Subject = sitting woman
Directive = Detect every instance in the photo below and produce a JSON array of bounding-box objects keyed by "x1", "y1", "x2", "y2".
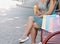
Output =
[{"x1": 19, "y1": 0, "x2": 58, "y2": 44}]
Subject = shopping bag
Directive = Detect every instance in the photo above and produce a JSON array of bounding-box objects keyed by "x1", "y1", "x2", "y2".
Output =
[{"x1": 42, "y1": 15, "x2": 60, "y2": 33}]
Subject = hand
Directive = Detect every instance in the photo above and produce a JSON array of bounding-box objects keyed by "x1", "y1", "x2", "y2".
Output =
[
  {"x1": 36, "y1": 11, "x2": 42, "y2": 16},
  {"x1": 38, "y1": 15, "x2": 43, "y2": 18}
]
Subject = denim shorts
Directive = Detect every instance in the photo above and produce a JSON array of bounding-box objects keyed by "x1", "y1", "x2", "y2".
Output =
[{"x1": 33, "y1": 16, "x2": 43, "y2": 28}]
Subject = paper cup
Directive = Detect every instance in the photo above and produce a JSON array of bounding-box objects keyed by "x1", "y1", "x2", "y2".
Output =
[{"x1": 34, "y1": 5, "x2": 37, "y2": 15}]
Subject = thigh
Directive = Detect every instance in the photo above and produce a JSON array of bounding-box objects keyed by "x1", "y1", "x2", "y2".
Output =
[
  {"x1": 33, "y1": 23, "x2": 40, "y2": 29},
  {"x1": 33, "y1": 16, "x2": 43, "y2": 28}
]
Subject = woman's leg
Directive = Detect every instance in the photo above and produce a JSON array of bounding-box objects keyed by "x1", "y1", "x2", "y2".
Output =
[
  {"x1": 30, "y1": 23, "x2": 39, "y2": 44},
  {"x1": 21, "y1": 16, "x2": 35, "y2": 39},
  {"x1": 20, "y1": 16, "x2": 40, "y2": 44}
]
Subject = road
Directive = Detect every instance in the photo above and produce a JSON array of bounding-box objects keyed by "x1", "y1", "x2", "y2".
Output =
[{"x1": 0, "y1": 1, "x2": 40, "y2": 44}]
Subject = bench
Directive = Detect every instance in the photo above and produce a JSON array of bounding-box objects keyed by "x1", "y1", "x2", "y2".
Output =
[{"x1": 41, "y1": 10, "x2": 60, "y2": 44}]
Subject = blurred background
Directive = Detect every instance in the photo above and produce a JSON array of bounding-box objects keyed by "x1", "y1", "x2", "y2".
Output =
[
  {"x1": 0, "y1": 0, "x2": 60, "y2": 44},
  {"x1": 0, "y1": 0, "x2": 41, "y2": 44}
]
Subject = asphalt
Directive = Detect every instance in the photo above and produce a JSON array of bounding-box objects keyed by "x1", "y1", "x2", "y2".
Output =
[{"x1": 0, "y1": 1, "x2": 41, "y2": 44}]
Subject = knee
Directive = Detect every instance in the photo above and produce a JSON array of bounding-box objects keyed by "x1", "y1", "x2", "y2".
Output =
[
  {"x1": 28, "y1": 16, "x2": 33, "y2": 20},
  {"x1": 33, "y1": 23, "x2": 38, "y2": 29}
]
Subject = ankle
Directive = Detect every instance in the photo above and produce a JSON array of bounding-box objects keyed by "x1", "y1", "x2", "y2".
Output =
[
  {"x1": 31, "y1": 42, "x2": 36, "y2": 44},
  {"x1": 31, "y1": 43, "x2": 36, "y2": 44}
]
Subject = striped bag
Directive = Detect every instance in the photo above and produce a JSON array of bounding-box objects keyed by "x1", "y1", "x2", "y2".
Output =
[{"x1": 42, "y1": 15, "x2": 60, "y2": 33}]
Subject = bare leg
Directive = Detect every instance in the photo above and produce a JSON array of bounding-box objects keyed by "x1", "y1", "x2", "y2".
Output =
[
  {"x1": 21, "y1": 16, "x2": 35, "y2": 39},
  {"x1": 30, "y1": 28, "x2": 38, "y2": 44},
  {"x1": 20, "y1": 16, "x2": 40, "y2": 44},
  {"x1": 30, "y1": 23, "x2": 39, "y2": 44}
]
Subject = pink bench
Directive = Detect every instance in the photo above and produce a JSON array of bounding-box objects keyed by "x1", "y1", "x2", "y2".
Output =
[{"x1": 41, "y1": 13, "x2": 60, "y2": 44}]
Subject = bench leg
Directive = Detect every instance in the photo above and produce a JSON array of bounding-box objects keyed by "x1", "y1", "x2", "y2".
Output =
[{"x1": 41, "y1": 29, "x2": 44, "y2": 42}]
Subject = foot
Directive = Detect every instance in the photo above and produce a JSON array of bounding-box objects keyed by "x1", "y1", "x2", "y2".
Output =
[
  {"x1": 38, "y1": 42, "x2": 42, "y2": 44},
  {"x1": 19, "y1": 36, "x2": 29, "y2": 43}
]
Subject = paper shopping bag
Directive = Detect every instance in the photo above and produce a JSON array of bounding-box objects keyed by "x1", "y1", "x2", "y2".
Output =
[{"x1": 42, "y1": 15, "x2": 60, "y2": 33}]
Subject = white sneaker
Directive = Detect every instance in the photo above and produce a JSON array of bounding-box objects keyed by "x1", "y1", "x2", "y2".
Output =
[
  {"x1": 38, "y1": 42, "x2": 42, "y2": 44},
  {"x1": 19, "y1": 36, "x2": 29, "y2": 43}
]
